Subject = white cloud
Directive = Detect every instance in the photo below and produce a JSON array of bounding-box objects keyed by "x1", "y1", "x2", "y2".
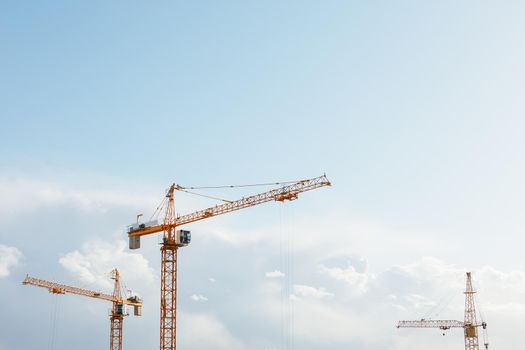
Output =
[
  {"x1": 191, "y1": 294, "x2": 209, "y2": 302},
  {"x1": 3, "y1": 173, "x2": 525, "y2": 350},
  {"x1": 59, "y1": 239, "x2": 155, "y2": 291},
  {"x1": 0, "y1": 245, "x2": 23, "y2": 278},
  {"x1": 319, "y1": 263, "x2": 371, "y2": 296},
  {"x1": 255, "y1": 256, "x2": 525, "y2": 349},
  {"x1": 201, "y1": 227, "x2": 268, "y2": 247},
  {"x1": 0, "y1": 177, "x2": 157, "y2": 218},
  {"x1": 293, "y1": 284, "x2": 334, "y2": 299},
  {"x1": 178, "y1": 312, "x2": 249, "y2": 350},
  {"x1": 197, "y1": 214, "x2": 444, "y2": 265},
  {"x1": 402, "y1": 293, "x2": 436, "y2": 310},
  {"x1": 265, "y1": 270, "x2": 285, "y2": 278},
  {"x1": 288, "y1": 296, "x2": 374, "y2": 344}
]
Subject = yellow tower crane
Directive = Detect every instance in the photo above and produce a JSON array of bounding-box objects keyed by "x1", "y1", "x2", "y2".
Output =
[
  {"x1": 127, "y1": 174, "x2": 331, "y2": 350},
  {"x1": 23, "y1": 268, "x2": 143, "y2": 350},
  {"x1": 397, "y1": 272, "x2": 489, "y2": 350}
]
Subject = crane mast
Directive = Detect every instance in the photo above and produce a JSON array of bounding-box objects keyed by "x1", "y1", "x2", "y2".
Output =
[
  {"x1": 464, "y1": 272, "x2": 481, "y2": 350},
  {"x1": 23, "y1": 269, "x2": 142, "y2": 350},
  {"x1": 397, "y1": 272, "x2": 488, "y2": 350},
  {"x1": 160, "y1": 187, "x2": 177, "y2": 350},
  {"x1": 127, "y1": 174, "x2": 331, "y2": 350}
]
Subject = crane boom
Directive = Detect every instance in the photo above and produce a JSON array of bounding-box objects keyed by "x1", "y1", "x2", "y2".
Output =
[
  {"x1": 22, "y1": 275, "x2": 142, "y2": 306},
  {"x1": 128, "y1": 175, "x2": 331, "y2": 238},
  {"x1": 397, "y1": 320, "x2": 466, "y2": 330}
]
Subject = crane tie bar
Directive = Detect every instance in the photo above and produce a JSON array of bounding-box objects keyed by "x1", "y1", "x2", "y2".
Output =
[{"x1": 176, "y1": 179, "x2": 304, "y2": 190}]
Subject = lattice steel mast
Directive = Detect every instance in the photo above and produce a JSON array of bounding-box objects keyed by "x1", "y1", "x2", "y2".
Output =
[{"x1": 464, "y1": 272, "x2": 481, "y2": 350}]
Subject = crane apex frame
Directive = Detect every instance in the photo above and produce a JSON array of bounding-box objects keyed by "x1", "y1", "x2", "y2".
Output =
[{"x1": 126, "y1": 174, "x2": 331, "y2": 350}]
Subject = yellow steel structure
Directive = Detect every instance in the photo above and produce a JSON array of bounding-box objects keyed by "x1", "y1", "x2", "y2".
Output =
[
  {"x1": 397, "y1": 272, "x2": 488, "y2": 350},
  {"x1": 127, "y1": 174, "x2": 331, "y2": 350},
  {"x1": 23, "y1": 269, "x2": 142, "y2": 350}
]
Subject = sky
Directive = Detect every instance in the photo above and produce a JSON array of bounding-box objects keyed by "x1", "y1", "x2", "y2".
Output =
[{"x1": 1, "y1": 1, "x2": 525, "y2": 349}]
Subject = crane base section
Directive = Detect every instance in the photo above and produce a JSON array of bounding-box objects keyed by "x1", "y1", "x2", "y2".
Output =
[
  {"x1": 110, "y1": 315, "x2": 123, "y2": 350},
  {"x1": 160, "y1": 244, "x2": 178, "y2": 350}
]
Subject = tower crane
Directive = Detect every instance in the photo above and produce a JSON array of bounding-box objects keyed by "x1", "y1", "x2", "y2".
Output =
[
  {"x1": 127, "y1": 174, "x2": 331, "y2": 350},
  {"x1": 23, "y1": 268, "x2": 142, "y2": 350},
  {"x1": 397, "y1": 272, "x2": 489, "y2": 350}
]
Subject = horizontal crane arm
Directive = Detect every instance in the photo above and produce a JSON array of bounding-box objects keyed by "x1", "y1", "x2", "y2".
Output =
[
  {"x1": 176, "y1": 174, "x2": 331, "y2": 226},
  {"x1": 128, "y1": 175, "x2": 331, "y2": 238},
  {"x1": 22, "y1": 276, "x2": 142, "y2": 306},
  {"x1": 397, "y1": 320, "x2": 465, "y2": 329}
]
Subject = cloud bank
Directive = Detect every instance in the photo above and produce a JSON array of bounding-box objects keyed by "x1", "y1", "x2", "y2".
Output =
[
  {"x1": 59, "y1": 239, "x2": 155, "y2": 291},
  {"x1": 0, "y1": 245, "x2": 23, "y2": 278}
]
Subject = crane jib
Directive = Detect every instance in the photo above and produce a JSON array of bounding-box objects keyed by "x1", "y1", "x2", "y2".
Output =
[{"x1": 127, "y1": 174, "x2": 331, "y2": 240}]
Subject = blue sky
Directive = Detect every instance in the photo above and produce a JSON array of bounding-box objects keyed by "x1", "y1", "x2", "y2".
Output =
[{"x1": 1, "y1": 1, "x2": 525, "y2": 350}]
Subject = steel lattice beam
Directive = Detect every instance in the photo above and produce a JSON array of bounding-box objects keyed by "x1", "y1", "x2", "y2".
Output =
[{"x1": 397, "y1": 320, "x2": 465, "y2": 329}]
